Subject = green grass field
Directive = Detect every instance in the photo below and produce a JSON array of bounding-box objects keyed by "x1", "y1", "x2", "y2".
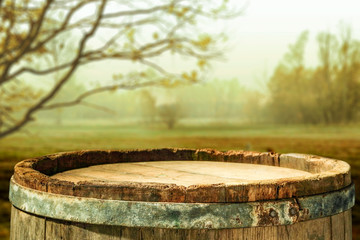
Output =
[{"x1": 1, "y1": 121, "x2": 360, "y2": 239}]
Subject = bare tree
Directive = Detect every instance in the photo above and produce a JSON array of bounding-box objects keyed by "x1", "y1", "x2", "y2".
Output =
[
  {"x1": 138, "y1": 89, "x2": 157, "y2": 124},
  {"x1": 0, "y1": 0, "x2": 241, "y2": 138},
  {"x1": 157, "y1": 102, "x2": 182, "y2": 129}
]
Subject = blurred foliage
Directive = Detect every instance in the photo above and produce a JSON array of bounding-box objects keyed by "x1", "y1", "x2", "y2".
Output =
[
  {"x1": 36, "y1": 78, "x2": 262, "y2": 128},
  {"x1": 0, "y1": 0, "x2": 240, "y2": 138},
  {"x1": 34, "y1": 27, "x2": 360, "y2": 128},
  {"x1": 157, "y1": 103, "x2": 183, "y2": 129},
  {"x1": 267, "y1": 27, "x2": 360, "y2": 124}
]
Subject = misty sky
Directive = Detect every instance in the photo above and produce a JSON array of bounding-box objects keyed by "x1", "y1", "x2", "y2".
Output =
[
  {"x1": 78, "y1": 0, "x2": 360, "y2": 90},
  {"x1": 212, "y1": 0, "x2": 360, "y2": 90}
]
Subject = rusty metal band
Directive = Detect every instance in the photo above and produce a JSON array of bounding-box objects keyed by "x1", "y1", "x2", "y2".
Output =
[{"x1": 9, "y1": 178, "x2": 355, "y2": 229}]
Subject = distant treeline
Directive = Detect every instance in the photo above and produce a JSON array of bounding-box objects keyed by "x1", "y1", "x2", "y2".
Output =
[
  {"x1": 267, "y1": 29, "x2": 360, "y2": 124},
  {"x1": 38, "y1": 78, "x2": 264, "y2": 128},
  {"x1": 38, "y1": 28, "x2": 360, "y2": 127}
]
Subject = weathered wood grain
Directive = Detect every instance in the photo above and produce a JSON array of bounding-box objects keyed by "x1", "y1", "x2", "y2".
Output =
[
  {"x1": 344, "y1": 210, "x2": 352, "y2": 240},
  {"x1": 10, "y1": 207, "x2": 353, "y2": 240},
  {"x1": 12, "y1": 149, "x2": 351, "y2": 203},
  {"x1": 331, "y1": 212, "x2": 345, "y2": 240},
  {"x1": 10, "y1": 206, "x2": 45, "y2": 240},
  {"x1": 51, "y1": 161, "x2": 311, "y2": 185},
  {"x1": 9, "y1": 149, "x2": 354, "y2": 240}
]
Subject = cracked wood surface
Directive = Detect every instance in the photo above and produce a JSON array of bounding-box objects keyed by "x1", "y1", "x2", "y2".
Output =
[
  {"x1": 12, "y1": 148, "x2": 351, "y2": 203},
  {"x1": 51, "y1": 161, "x2": 312, "y2": 186}
]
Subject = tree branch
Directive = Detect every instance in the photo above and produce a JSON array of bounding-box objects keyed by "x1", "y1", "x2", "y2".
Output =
[
  {"x1": 0, "y1": 0, "x2": 240, "y2": 138},
  {"x1": 0, "y1": 0, "x2": 54, "y2": 85},
  {"x1": 0, "y1": 0, "x2": 107, "y2": 138},
  {"x1": 41, "y1": 81, "x2": 161, "y2": 111}
]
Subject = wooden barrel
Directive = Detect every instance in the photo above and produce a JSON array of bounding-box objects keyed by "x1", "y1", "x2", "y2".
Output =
[{"x1": 9, "y1": 148, "x2": 354, "y2": 240}]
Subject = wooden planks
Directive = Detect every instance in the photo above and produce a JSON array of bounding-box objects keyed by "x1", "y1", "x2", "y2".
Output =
[
  {"x1": 45, "y1": 219, "x2": 122, "y2": 240},
  {"x1": 331, "y1": 212, "x2": 345, "y2": 240},
  {"x1": 51, "y1": 161, "x2": 311, "y2": 186},
  {"x1": 10, "y1": 207, "x2": 353, "y2": 240},
  {"x1": 275, "y1": 210, "x2": 351, "y2": 240},
  {"x1": 344, "y1": 210, "x2": 352, "y2": 240},
  {"x1": 10, "y1": 206, "x2": 45, "y2": 240}
]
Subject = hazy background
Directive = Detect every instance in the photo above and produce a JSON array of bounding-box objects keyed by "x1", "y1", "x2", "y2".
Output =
[
  {"x1": 1, "y1": 0, "x2": 360, "y2": 239},
  {"x1": 76, "y1": 0, "x2": 360, "y2": 90}
]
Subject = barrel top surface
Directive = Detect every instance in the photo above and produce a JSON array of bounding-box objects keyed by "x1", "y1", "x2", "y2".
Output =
[
  {"x1": 51, "y1": 161, "x2": 312, "y2": 187},
  {"x1": 12, "y1": 148, "x2": 351, "y2": 203}
]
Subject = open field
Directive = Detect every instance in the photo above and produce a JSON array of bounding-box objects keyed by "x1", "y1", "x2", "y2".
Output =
[{"x1": 1, "y1": 122, "x2": 360, "y2": 239}]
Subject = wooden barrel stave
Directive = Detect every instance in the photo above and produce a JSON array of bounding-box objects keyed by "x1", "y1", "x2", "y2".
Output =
[{"x1": 11, "y1": 207, "x2": 352, "y2": 240}]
